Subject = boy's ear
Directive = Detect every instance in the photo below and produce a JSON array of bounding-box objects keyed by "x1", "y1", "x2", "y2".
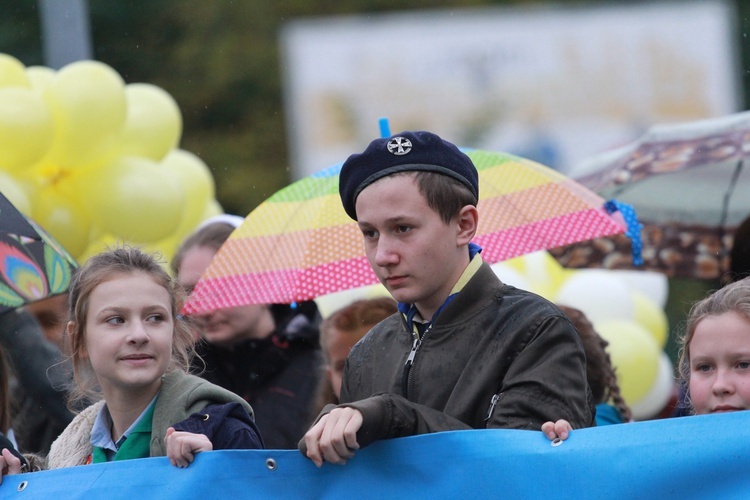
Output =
[{"x1": 456, "y1": 205, "x2": 479, "y2": 245}]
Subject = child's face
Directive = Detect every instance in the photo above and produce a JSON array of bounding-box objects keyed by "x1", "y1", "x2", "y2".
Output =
[
  {"x1": 355, "y1": 174, "x2": 468, "y2": 319},
  {"x1": 689, "y1": 311, "x2": 750, "y2": 415},
  {"x1": 82, "y1": 272, "x2": 173, "y2": 398},
  {"x1": 25, "y1": 293, "x2": 68, "y2": 349},
  {"x1": 178, "y1": 245, "x2": 271, "y2": 345},
  {"x1": 324, "y1": 325, "x2": 369, "y2": 400}
]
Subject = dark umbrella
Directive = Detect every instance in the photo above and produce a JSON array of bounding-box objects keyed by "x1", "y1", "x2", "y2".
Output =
[{"x1": 0, "y1": 191, "x2": 78, "y2": 315}]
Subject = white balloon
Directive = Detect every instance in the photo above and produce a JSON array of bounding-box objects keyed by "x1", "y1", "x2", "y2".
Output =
[
  {"x1": 555, "y1": 269, "x2": 634, "y2": 324},
  {"x1": 630, "y1": 352, "x2": 676, "y2": 421},
  {"x1": 516, "y1": 251, "x2": 558, "y2": 284},
  {"x1": 609, "y1": 270, "x2": 669, "y2": 308},
  {"x1": 490, "y1": 263, "x2": 532, "y2": 291}
]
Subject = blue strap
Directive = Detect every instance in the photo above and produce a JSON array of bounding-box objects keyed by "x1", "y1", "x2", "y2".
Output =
[
  {"x1": 468, "y1": 242, "x2": 482, "y2": 259},
  {"x1": 604, "y1": 200, "x2": 644, "y2": 266}
]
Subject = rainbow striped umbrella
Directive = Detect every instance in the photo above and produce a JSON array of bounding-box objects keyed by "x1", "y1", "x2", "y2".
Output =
[{"x1": 183, "y1": 150, "x2": 627, "y2": 315}]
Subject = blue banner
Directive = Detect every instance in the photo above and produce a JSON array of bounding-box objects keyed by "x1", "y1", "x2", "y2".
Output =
[{"x1": 2, "y1": 412, "x2": 748, "y2": 498}]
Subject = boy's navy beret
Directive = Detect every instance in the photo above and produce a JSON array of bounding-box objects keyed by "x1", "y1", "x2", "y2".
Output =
[{"x1": 338, "y1": 130, "x2": 479, "y2": 220}]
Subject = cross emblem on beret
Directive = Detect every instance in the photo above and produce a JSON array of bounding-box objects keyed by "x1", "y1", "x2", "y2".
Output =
[{"x1": 387, "y1": 137, "x2": 412, "y2": 156}]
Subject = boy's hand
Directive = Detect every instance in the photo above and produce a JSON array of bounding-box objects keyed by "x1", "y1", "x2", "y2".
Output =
[
  {"x1": 164, "y1": 427, "x2": 213, "y2": 468},
  {"x1": 541, "y1": 419, "x2": 572, "y2": 441},
  {"x1": 0, "y1": 448, "x2": 22, "y2": 482},
  {"x1": 303, "y1": 407, "x2": 363, "y2": 467}
]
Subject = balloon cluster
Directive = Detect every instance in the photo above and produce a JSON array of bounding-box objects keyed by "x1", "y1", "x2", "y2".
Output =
[
  {"x1": 316, "y1": 251, "x2": 673, "y2": 421},
  {"x1": 492, "y1": 252, "x2": 673, "y2": 421},
  {"x1": 0, "y1": 53, "x2": 221, "y2": 263}
]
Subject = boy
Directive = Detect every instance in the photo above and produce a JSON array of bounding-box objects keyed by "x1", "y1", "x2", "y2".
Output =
[{"x1": 301, "y1": 131, "x2": 593, "y2": 466}]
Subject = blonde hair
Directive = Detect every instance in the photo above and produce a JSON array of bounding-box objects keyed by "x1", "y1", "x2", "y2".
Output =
[
  {"x1": 679, "y1": 277, "x2": 750, "y2": 391},
  {"x1": 66, "y1": 246, "x2": 195, "y2": 408}
]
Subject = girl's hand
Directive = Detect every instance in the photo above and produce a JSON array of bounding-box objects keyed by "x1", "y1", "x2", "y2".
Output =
[
  {"x1": 164, "y1": 427, "x2": 213, "y2": 468},
  {"x1": 0, "y1": 448, "x2": 22, "y2": 483},
  {"x1": 541, "y1": 419, "x2": 572, "y2": 442}
]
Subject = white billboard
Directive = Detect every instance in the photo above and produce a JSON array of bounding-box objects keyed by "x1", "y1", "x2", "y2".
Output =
[{"x1": 281, "y1": 0, "x2": 739, "y2": 178}]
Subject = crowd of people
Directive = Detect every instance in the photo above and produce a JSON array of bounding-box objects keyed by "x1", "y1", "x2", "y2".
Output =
[{"x1": 0, "y1": 130, "x2": 748, "y2": 481}]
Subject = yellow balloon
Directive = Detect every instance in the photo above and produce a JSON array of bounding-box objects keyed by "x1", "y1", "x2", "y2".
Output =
[
  {"x1": 0, "y1": 87, "x2": 55, "y2": 172},
  {"x1": 171, "y1": 198, "x2": 225, "y2": 249},
  {"x1": 121, "y1": 83, "x2": 182, "y2": 161},
  {"x1": 503, "y1": 251, "x2": 569, "y2": 300},
  {"x1": 630, "y1": 352, "x2": 675, "y2": 420},
  {"x1": 76, "y1": 233, "x2": 120, "y2": 264},
  {"x1": 631, "y1": 291, "x2": 669, "y2": 348},
  {"x1": 80, "y1": 156, "x2": 184, "y2": 243},
  {"x1": 44, "y1": 60, "x2": 126, "y2": 169},
  {"x1": 0, "y1": 171, "x2": 32, "y2": 214},
  {"x1": 202, "y1": 199, "x2": 224, "y2": 220},
  {"x1": 137, "y1": 232, "x2": 181, "y2": 269},
  {"x1": 25, "y1": 65, "x2": 56, "y2": 91},
  {"x1": 32, "y1": 187, "x2": 92, "y2": 259},
  {"x1": 595, "y1": 320, "x2": 661, "y2": 406},
  {"x1": 85, "y1": 220, "x2": 114, "y2": 247},
  {"x1": 160, "y1": 149, "x2": 215, "y2": 237},
  {"x1": 0, "y1": 54, "x2": 29, "y2": 88},
  {"x1": 167, "y1": 200, "x2": 223, "y2": 258}
]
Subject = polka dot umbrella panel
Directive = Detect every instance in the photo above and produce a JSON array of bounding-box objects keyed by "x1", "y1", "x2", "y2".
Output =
[{"x1": 182, "y1": 150, "x2": 626, "y2": 315}]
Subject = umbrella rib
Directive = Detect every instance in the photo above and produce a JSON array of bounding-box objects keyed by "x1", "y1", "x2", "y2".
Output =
[{"x1": 718, "y1": 159, "x2": 744, "y2": 253}]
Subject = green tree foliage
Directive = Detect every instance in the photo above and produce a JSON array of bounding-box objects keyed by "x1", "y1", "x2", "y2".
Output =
[
  {"x1": 1, "y1": 0, "x2": 748, "y2": 217},
  {"x1": 0, "y1": 2, "x2": 43, "y2": 65}
]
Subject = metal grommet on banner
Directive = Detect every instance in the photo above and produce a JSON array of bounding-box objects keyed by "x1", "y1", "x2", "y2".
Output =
[
  {"x1": 18, "y1": 480, "x2": 28, "y2": 491},
  {"x1": 551, "y1": 437, "x2": 564, "y2": 447},
  {"x1": 265, "y1": 458, "x2": 277, "y2": 471}
]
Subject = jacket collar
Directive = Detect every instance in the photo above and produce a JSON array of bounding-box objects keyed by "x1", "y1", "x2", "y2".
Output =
[{"x1": 398, "y1": 242, "x2": 484, "y2": 335}]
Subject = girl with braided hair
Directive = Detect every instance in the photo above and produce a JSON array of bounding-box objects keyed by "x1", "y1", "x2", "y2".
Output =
[
  {"x1": 558, "y1": 306, "x2": 632, "y2": 424},
  {"x1": 542, "y1": 306, "x2": 632, "y2": 441}
]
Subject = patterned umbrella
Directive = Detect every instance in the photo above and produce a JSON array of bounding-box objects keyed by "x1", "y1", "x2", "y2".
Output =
[
  {"x1": 551, "y1": 111, "x2": 750, "y2": 280},
  {"x1": 183, "y1": 149, "x2": 627, "y2": 315},
  {"x1": 0, "y1": 191, "x2": 78, "y2": 315}
]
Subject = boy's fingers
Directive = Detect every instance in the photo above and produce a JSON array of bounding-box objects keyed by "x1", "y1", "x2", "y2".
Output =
[{"x1": 303, "y1": 417, "x2": 327, "y2": 467}]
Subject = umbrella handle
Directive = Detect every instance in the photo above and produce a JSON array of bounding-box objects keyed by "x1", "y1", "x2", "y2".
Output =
[{"x1": 604, "y1": 200, "x2": 644, "y2": 267}]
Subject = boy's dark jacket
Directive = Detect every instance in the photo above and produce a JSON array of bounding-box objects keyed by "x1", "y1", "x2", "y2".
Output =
[{"x1": 304, "y1": 261, "x2": 594, "y2": 450}]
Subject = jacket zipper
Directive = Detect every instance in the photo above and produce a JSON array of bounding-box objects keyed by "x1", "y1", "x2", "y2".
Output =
[
  {"x1": 402, "y1": 326, "x2": 431, "y2": 398},
  {"x1": 484, "y1": 394, "x2": 500, "y2": 427}
]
